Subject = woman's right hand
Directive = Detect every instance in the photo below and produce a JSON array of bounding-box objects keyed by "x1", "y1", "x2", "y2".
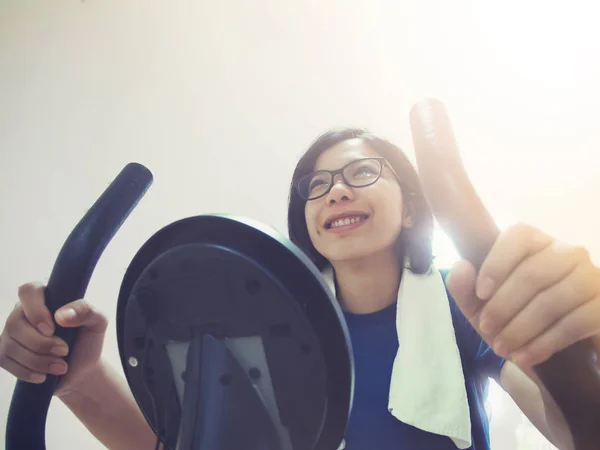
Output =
[{"x1": 0, "y1": 282, "x2": 108, "y2": 398}]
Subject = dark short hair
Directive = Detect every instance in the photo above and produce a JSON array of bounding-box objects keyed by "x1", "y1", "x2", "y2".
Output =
[{"x1": 287, "y1": 127, "x2": 434, "y2": 274}]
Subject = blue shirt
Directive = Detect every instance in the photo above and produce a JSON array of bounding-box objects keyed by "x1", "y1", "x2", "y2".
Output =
[{"x1": 342, "y1": 270, "x2": 505, "y2": 450}]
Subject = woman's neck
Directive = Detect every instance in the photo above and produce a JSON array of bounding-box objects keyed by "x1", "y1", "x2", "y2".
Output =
[{"x1": 332, "y1": 250, "x2": 403, "y2": 314}]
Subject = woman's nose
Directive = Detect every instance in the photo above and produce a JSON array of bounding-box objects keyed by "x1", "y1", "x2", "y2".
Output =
[{"x1": 326, "y1": 175, "x2": 354, "y2": 204}]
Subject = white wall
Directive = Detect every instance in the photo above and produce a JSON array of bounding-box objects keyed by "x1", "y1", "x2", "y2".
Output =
[{"x1": 1, "y1": 0, "x2": 598, "y2": 448}]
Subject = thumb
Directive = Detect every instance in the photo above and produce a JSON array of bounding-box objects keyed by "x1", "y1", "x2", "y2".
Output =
[
  {"x1": 55, "y1": 299, "x2": 108, "y2": 334},
  {"x1": 446, "y1": 259, "x2": 482, "y2": 324},
  {"x1": 18, "y1": 282, "x2": 55, "y2": 337}
]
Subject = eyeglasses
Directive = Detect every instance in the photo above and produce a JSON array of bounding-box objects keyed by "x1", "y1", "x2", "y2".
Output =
[{"x1": 297, "y1": 157, "x2": 399, "y2": 201}]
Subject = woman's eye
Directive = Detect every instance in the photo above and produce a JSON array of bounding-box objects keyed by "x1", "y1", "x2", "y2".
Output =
[
  {"x1": 310, "y1": 179, "x2": 327, "y2": 190},
  {"x1": 354, "y1": 166, "x2": 377, "y2": 177}
]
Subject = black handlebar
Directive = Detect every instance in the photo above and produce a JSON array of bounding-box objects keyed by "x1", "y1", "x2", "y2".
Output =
[
  {"x1": 5, "y1": 162, "x2": 153, "y2": 450},
  {"x1": 410, "y1": 99, "x2": 600, "y2": 450}
]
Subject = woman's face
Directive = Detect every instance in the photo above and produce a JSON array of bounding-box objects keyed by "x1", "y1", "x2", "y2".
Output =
[{"x1": 304, "y1": 138, "x2": 409, "y2": 265}]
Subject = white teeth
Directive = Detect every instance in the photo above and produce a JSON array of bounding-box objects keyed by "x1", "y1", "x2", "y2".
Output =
[{"x1": 329, "y1": 216, "x2": 364, "y2": 228}]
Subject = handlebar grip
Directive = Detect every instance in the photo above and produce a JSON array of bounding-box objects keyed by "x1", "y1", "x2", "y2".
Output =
[
  {"x1": 410, "y1": 99, "x2": 600, "y2": 450},
  {"x1": 5, "y1": 162, "x2": 153, "y2": 450}
]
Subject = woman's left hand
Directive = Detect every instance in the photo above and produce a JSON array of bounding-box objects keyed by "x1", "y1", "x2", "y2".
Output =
[{"x1": 446, "y1": 223, "x2": 600, "y2": 368}]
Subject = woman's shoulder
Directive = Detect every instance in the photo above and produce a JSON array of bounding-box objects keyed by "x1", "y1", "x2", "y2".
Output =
[
  {"x1": 439, "y1": 267, "x2": 506, "y2": 379},
  {"x1": 437, "y1": 269, "x2": 463, "y2": 318}
]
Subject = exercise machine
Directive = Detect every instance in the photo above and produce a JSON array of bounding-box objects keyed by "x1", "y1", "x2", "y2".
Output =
[{"x1": 5, "y1": 99, "x2": 600, "y2": 450}]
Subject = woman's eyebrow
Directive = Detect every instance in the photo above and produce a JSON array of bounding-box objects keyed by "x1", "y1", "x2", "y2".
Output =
[{"x1": 313, "y1": 158, "x2": 361, "y2": 172}]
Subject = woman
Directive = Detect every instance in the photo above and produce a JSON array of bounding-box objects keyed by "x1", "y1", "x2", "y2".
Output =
[
  {"x1": 1, "y1": 128, "x2": 599, "y2": 450},
  {"x1": 287, "y1": 128, "x2": 598, "y2": 450}
]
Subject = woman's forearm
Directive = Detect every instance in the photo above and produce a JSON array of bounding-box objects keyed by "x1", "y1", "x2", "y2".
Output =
[
  {"x1": 501, "y1": 361, "x2": 574, "y2": 450},
  {"x1": 59, "y1": 358, "x2": 160, "y2": 450}
]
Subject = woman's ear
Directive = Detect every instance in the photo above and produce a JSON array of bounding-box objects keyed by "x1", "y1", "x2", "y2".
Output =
[{"x1": 403, "y1": 201, "x2": 415, "y2": 228}]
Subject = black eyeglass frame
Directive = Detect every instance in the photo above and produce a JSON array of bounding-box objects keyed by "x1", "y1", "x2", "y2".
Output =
[{"x1": 296, "y1": 157, "x2": 403, "y2": 201}]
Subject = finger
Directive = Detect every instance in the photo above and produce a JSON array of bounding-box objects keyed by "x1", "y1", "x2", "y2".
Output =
[
  {"x1": 18, "y1": 283, "x2": 54, "y2": 337},
  {"x1": 510, "y1": 295, "x2": 600, "y2": 367},
  {"x1": 55, "y1": 299, "x2": 108, "y2": 334},
  {"x1": 6, "y1": 311, "x2": 69, "y2": 357},
  {"x1": 476, "y1": 223, "x2": 552, "y2": 300},
  {"x1": 446, "y1": 259, "x2": 484, "y2": 329},
  {"x1": 0, "y1": 352, "x2": 47, "y2": 384},
  {"x1": 479, "y1": 250, "x2": 598, "y2": 340},
  {"x1": 489, "y1": 262, "x2": 600, "y2": 357},
  {"x1": 0, "y1": 334, "x2": 68, "y2": 376}
]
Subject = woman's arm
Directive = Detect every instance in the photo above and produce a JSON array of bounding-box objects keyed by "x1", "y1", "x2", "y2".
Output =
[
  {"x1": 59, "y1": 358, "x2": 161, "y2": 450},
  {"x1": 500, "y1": 361, "x2": 574, "y2": 450}
]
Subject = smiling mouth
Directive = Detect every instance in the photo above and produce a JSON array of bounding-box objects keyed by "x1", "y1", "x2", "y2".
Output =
[{"x1": 325, "y1": 214, "x2": 369, "y2": 229}]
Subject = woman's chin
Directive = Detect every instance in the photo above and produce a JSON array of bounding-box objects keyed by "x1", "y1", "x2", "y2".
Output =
[
  {"x1": 321, "y1": 247, "x2": 378, "y2": 265},
  {"x1": 320, "y1": 239, "x2": 399, "y2": 266}
]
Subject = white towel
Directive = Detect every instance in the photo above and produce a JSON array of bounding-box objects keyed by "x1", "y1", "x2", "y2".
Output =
[{"x1": 323, "y1": 264, "x2": 472, "y2": 449}]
